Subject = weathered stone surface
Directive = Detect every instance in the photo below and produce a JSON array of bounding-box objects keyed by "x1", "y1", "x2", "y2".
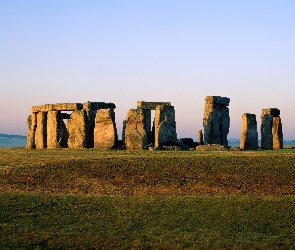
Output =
[
  {"x1": 261, "y1": 109, "x2": 283, "y2": 150},
  {"x1": 272, "y1": 116, "x2": 283, "y2": 149},
  {"x1": 154, "y1": 105, "x2": 177, "y2": 147},
  {"x1": 32, "y1": 102, "x2": 116, "y2": 113},
  {"x1": 240, "y1": 113, "x2": 258, "y2": 150},
  {"x1": 124, "y1": 109, "x2": 148, "y2": 150},
  {"x1": 262, "y1": 108, "x2": 280, "y2": 117},
  {"x1": 203, "y1": 96, "x2": 230, "y2": 146},
  {"x1": 67, "y1": 110, "x2": 87, "y2": 148},
  {"x1": 47, "y1": 111, "x2": 68, "y2": 148},
  {"x1": 83, "y1": 102, "x2": 116, "y2": 110},
  {"x1": 261, "y1": 114, "x2": 273, "y2": 150},
  {"x1": 137, "y1": 101, "x2": 171, "y2": 110},
  {"x1": 205, "y1": 96, "x2": 230, "y2": 106},
  {"x1": 26, "y1": 114, "x2": 36, "y2": 149},
  {"x1": 196, "y1": 144, "x2": 229, "y2": 151},
  {"x1": 35, "y1": 112, "x2": 47, "y2": 149},
  {"x1": 198, "y1": 130, "x2": 204, "y2": 145},
  {"x1": 32, "y1": 103, "x2": 83, "y2": 113},
  {"x1": 94, "y1": 109, "x2": 118, "y2": 149}
]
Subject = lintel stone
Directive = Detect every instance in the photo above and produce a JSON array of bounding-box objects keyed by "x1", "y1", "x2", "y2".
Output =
[
  {"x1": 32, "y1": 103, "x2": 83, "y2": 113},
  {"x1": 262, "y1": 108, "x2": 280, "y2": 116},
  {"x1": 205, "y1": 96, "x2": 230, "y2": 106},
  {"x1": 82, "y1": 102, "x2": 116, "y2": 110},
  {"x1": 137, "y1": 101, "x2": 171, "y2": 110}
]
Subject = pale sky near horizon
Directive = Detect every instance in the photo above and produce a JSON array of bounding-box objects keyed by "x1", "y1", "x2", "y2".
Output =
[{"x1": 1, "y1": 0, "x2": 295, "y2": 140}]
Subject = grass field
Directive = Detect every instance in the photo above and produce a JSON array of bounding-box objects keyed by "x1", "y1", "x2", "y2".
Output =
[{"x1": 1, "y1": 148, "x2": 295, "y2": 249}]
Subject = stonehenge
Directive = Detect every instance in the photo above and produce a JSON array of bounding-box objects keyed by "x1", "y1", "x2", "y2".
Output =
[
  {"x1": 123, "y1": 101, "x2": 177, "y2": 150},
  {"x1": 26, "y1": 98, "x2": 286, "y2": 151},
  {"x1": 26, "y1": 102, "x2": 117, "y2": 149},
  {"x1": 261, "y1": 108, "x2": 283, "y2": 150},
  {"x1": 203, "y1": 96, "x2": 230, "y2": 147},
  {"x1": 240, "y1": 113, "x2": 258, "y2": 150}
]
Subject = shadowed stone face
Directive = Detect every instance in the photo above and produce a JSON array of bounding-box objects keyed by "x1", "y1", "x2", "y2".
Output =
[
  {"x1": 203, "y1": 96, "x2": 230, "y2": 147},
  {"x1": 154, "y1": 105, "x2": 177, "y2": 147},
  {"x1": 260, "y1": 109, "x2": 283, "y2": 150},
  {"x1": 94, "y1": 108, "x2": 118, "y2": 150},
  {"x1": 261, "y1": 114, "x2": 273, "y2": 150},
  {"x1": 47, "y1": 111, "x2": 68, "y2": 149},
  {"x1": 124, "y1": 109, "x2": 148, "y2": 150},
  {"x1": 240, "y1": 113, "x2": 258, "y2": 150}
]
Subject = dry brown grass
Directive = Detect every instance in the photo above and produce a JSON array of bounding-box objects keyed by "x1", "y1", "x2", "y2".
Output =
[{"x1": 1, "y1": 148, "x2": 295, "y2": 196}]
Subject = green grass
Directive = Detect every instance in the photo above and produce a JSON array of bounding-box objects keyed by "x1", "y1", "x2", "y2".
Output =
[
  {"x1": 1, "y1": 194, "x2": 295, "y2": 249},
  {"x1": 1, "y1": 148, "x2": 295, "y2": 249}
]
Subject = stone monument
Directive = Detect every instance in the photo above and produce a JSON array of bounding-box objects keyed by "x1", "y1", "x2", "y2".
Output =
[
  {"x1": 261, "y1": 108, "x2": 283, "y2": 150},
  {"x1": 240, "y1": 113, "x2": 258, "y2": 150},
  {"x1": 203, "y1": 96, "x2": 230, "y2": 147},
  {"x1": 26, "y1": 102, "x2": 117, "y2": 149}
]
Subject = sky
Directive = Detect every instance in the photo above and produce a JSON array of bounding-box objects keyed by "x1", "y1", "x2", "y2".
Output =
[{"x1": 1, "y1": 0, "x2": 295, "y2": 140}]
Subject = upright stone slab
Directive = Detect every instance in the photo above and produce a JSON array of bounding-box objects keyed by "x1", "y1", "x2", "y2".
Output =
[
  {"x1": 26, "y1": 113, "x2": 37, "y2": 149},
  {"x1": 35, "y1": 112, "x2": 47, "y2": 149},
  {"x1": 240, "y1": 113, "x2": 258, "y2": 150},
  {"x1": 272, "y1": 116, "x2": 283, "y2": 149},
  {"x1": 47, "y1": 111, "x2": 68, "y2": 148},
  {"x1": 124, "y1": 109, "x2": 148, "y2": 150},
  {"x1": 67, "y1": 110, "x2": 87, "y2": 148},
  {"x1": 94, "y1": 108, "x2": 118, "y2": 149},
  {"x1": 84, "y1": 108, "x2": 97, "y2": 148},
  {"x1": 122, "y1": 120, "x2": 126, "y2": 145},
  {"x1": 143, "y1": 110, "x2": 152, "y2": 144},
  {"x1": 261, "y1": 108, "x2": 283, "y2": 150},
  {"x1": 261, "y1": 114, "x2": 273, "y2": 150},
  {"x1": 203, "y1": 96, "x2": 230, "y2": 146},
  {"x1": 198, "y1": 130, "x2": 204, "y2": 145},
  {"x1": 154, "y1": 105, "x2": 177, "y2": 147}
]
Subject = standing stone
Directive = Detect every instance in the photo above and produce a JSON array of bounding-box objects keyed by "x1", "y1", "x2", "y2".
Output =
[
  {"x1": 122, "y1": 120, "x2": 126, "y2": 145},
  {"x1": 272, "y1": 116, "x2": 283, "y2": 150},
  {"x1": 26, "y1": 113, "x2": 37, "y2": 149},
  {"x1": 198, "y1": 130, "x2": 204, "y2": 145},
  {"x1": 35, "y1": 112, "x2": 47, "y2": 149},
  {"x1": 240, "y1": 113, "x2": 258, "y2": 150},
  {"x1": 47, "y1": 111, "x2": 68, "y2": 148},
  {"x1": 124, "y1": 109, "x2": 148, "y2": 150},
  {"x1": 67, "y1": 110, "x2": 87, "y2": 148},
  {"x1": 84, "y1": 108, "x2": 97, "y2": 148},
  {"x1": 154, "y1": 105, "x2": 177, "y2": 147},
  {"x1": 203, "y1": 96, "x2": 230, "y2": 147},
  {"x1": 143, "y1": 110, "x2": 152, "y2": 144},
  {"x1": 261, "y1": 114, "x2": 273, "y2": 150},
  {"x1": 94, "y1": 108, "x2": 118, "y2": 149},
  {"x1": 261, "y1": 108, "x2": 283, "y2": 150}
]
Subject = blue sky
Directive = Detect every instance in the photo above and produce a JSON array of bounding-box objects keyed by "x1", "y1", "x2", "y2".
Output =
[{"x1": 1, "y1": 0, "x2": 295, "y2": 139}]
